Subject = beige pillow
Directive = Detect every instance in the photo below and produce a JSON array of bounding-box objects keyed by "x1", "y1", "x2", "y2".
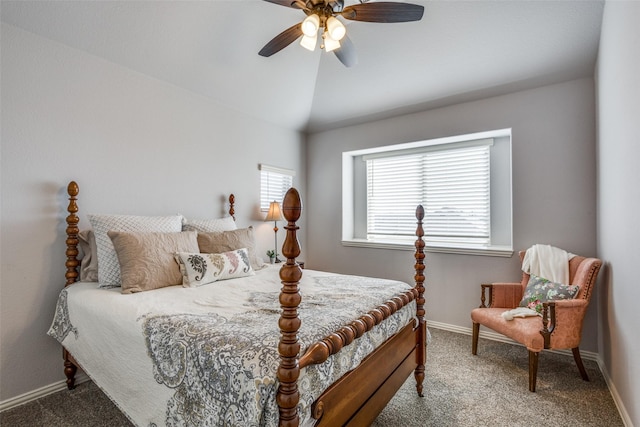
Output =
[
  {"x1": 197, "y1": 227, "x2": 266, "y2": 271},
  {"x1": 88, "y1": 213, "x2": 184, "y2": 288},
  {"x1": 108, "y1": 231, "x2": 199, "y2": 294}
]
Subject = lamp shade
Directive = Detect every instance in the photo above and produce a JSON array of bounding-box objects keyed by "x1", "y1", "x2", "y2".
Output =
[
  {"x1": 301, "y1": 14, "x2": 320, "y2": 37},
  {"x1": 326, "y1": 17, "x2": 346, "y2": 41},
  {"x1": 300, "y1": 34, "x2": 317, "y2": 51},
  {"x1": 265, "y1": 201, "x2": 284, "y2": 222},
  {"x1": 323, "y1": 34, "x2": 341, "y2": 52}
]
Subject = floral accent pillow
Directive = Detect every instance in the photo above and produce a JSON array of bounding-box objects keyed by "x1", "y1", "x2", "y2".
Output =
[
  {"x1": 174, "y1": 248, "x2": 254, "y2": 288},
  {"x1": 519, "y1": 274, "x2": 580, "y2": 313}
]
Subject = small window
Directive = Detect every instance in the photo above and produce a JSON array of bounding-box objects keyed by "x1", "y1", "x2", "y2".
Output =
[
  {"x1": 342, "y1": 129, "x2": 512, "y2": 256},
  {"x1": 259, "y1": 164, "x2": 295, "y2": 212}
]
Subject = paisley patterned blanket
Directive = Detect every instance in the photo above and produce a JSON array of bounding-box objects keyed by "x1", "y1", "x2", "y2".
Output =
[{"x1": 48, "y1": 265, "x2": 416, "y2": 427}]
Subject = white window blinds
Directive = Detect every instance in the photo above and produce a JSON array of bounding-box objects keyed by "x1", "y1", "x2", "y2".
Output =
[
  {"x1": 365, "y1": 140, "x2": 492, "y2": 245},
  {"x1": 259, "y1": 164, "x2": 295, "y2": 211}
]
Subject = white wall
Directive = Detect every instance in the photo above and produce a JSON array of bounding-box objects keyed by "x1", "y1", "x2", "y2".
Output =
[
  {"x1": 0, "y1": 25, "x2": 305, "y2": 402},
  {"x1": 596, "y1": 1, "x2": 640, "y2": 425},
  {"x1": 306, "y1": 78, "x2": 598, "y2": 349}
]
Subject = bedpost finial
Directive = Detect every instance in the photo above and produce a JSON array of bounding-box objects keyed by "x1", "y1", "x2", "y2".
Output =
[
  {"x1": 68, "y1": 181, "x2": 79, "y2": 197},
  {"x1": 282, "y1": 188, "x2": 302, "y2": 223},
  {"x1": 415, "y1": 205, "x2": 424, "y2": 221},
  {"x1": 228, "y1": 194, "x2": 235, "y2": 220}
]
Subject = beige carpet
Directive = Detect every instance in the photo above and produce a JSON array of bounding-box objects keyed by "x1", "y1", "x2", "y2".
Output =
[{"x1": 1, "y1": 328, "x2": 623, "y2": 426}]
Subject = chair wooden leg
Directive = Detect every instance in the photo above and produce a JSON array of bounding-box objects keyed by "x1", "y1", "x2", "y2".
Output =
[
  {"x1": 472, "y1": 323, "x2": 479, "y2": 355},
  {"x1": 528, "y1": 351, "x2": 539, "y2": 392},
  {"x1": 572, "y1": 347, "x2": 590, "y2": 381}
]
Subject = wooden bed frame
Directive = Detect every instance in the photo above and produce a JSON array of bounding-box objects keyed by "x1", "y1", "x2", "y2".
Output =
[{"x1": 60, "y1": 181, "x2": 427, "y2": 427}]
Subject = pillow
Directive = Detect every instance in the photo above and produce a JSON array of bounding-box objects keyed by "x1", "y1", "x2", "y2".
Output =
[
  {"x1": 78, "y1": 229, "x2": 98, "y2": 282},
  {"x1": 175, "y1": 248, "x2": 254, "y2": 288},
  {"x1": 88, "y1": 214, "x2": 183, "y2": 288},
  {"x1": 197, "y1": 227, "x2": 266, "y2": 271},
  {"x1": 519, "y1": 274, "x2": 580, "y2": 313},
  {"x1": 108, "y1": 231, "x2": 199, "y2": 294},
  {"x1": 182, "y1": 216, "x2": 237, "y2": 233}
]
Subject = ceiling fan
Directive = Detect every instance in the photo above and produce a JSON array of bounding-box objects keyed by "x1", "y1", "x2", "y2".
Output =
[{"x1": 259, "y1": 0, "x2": 425, "y2": 67}]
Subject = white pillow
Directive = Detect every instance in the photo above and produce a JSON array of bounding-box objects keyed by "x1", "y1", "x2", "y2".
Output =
[
  {"x1": 88, "y1": 213, "x2": 183, "y2": 288},
  {"x1": 182, "y1": 216, "x2": 237, "y2": 233},
  {"x1": 175, "y1": 248, "x2": 254, "y2": 288}
]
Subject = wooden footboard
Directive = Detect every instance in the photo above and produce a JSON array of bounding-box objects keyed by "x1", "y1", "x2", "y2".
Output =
[
  {"x1": 277, "y1": 193, "x2": 427, "y2": 427},
  {"x1": 311, "y1": 320, "x2": 418, "y2": 426}
]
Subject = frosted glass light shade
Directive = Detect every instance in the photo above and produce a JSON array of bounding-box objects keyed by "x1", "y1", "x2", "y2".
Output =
[
  {"x1": 301, "y1": 14, "x2": 320, "y2": 37},
  {"x1": 323, "y1": 33, "x2": 341, "y2": 52},
  {"x1": 300, "y1": 34, "x2": 317, "y2": 51},
  {"x1": 326, "y1": 17, "x2": 346, "y2": 41}
]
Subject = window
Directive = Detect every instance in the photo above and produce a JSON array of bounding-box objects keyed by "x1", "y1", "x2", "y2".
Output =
[
  {"x1": 259, "y1": 164, "x2": 295, "y2": 212},
  {"x1": 342, "y1": 129, "x2": 512, "y2": 256}
]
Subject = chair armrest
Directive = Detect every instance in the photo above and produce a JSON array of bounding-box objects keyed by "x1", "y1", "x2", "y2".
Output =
[
  {"x1": 479, "y1": 282, "x2": 523, "y2": 308},
  {"x1": 540, "y1": 299, "x2": 589, "y2": 349}
]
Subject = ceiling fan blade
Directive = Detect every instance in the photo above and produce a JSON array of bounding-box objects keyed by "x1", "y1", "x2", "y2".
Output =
[
  {"x1": 334, "y1": 35, "x2": 357, "y2": 68},
  {"x1": 262, "y1": 0, "x2": 306, "y2": 9},
  {"x1": 341, "y1": 2, "x2": 424, "y2": 23},
  {"x1": 259, "y1": 23, "x2": 303, "y2": 57}
]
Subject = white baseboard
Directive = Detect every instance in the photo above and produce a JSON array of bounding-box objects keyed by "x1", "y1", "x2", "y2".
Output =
[
  {"x1": 0, "y1": 372, "x2": 89, "y2": 413},
  {"x1": 427, "y1": 320, "x2": 634, "y2": 427},
  {"x1": 596, "y1": 358, "x2": 635, "y2": 427}
]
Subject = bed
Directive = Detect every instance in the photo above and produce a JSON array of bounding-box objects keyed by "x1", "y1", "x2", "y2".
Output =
[{"x1": 49, "y1": 181, "x2": 427, "y2": 427}]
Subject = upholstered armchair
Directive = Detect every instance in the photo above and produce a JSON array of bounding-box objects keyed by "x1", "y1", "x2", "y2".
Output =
[{"x1": 470, "y1": 251, "x2": 602, "y2": 392}]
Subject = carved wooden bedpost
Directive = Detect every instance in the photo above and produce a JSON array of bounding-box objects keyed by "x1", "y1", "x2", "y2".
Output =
[
  {"x1": 65, "y1": 181, "x2": 80, "y2": 287},
  {"x1": 414, "y1": 205, "x2": 426, "y2": 397},
  {"x1": 64, "y1": 181, "x2": 80, "y2": 389},
  {"x1": 277, "y1": 188, "x2": 303, "y2": 427}
]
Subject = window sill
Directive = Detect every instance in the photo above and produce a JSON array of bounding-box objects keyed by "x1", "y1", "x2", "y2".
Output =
[{"x1": 341, "y1": 238, "x2": 513, "y2": 257}]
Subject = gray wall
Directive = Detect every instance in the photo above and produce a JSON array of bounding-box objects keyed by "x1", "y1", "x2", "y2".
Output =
[
  {"x1": 306, "y1": 78, "x2": 598, "y2": 348},
  {"x1": 596, "y1": 1, "x2": 640, "y2": 425},
  {"x1": 0, "y1": 25, "x2": 306, "y2": 402}
]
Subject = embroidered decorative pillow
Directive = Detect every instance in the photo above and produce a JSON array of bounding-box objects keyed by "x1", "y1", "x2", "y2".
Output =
[
  {"x1": 88, "y1": 213, "x2": 183, "y2": 288},
  {"x1": 108, "y1": 231, "x2": 199, "y2": 294},
  {"x1": 182, "y1": 216, "x2": 237, "y2": 233},
  {"x1": 197, "y1": 226, "x2": 266, "y2": 271},
  {"x1": 519, "y1": 274, "x2": 580, "y2": 313},
  {"x1": 175, "y1": 248, "x2": 254, "y2": 288}
]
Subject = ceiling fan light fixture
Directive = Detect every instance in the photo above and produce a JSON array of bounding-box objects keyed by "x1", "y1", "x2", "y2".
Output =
[
  {"x1": 323, "y1": 32, "x2": 341, "y2": 52},
  {"x1": 300, "y1": 33, "x2": 317, "y2": 51},
  {"x1": 326, "y1": 16, "x2": 346, "y2": 41},
  {"x1": 301, "y1": 14, "x2": 320, "y2": 37}
]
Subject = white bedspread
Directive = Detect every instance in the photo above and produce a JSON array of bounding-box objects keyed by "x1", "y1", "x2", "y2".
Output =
[{"x1": 48, "y1": 265, "x2": 416, "y2": 427}]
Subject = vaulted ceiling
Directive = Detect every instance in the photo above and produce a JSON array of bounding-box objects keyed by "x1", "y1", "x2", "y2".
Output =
[{"x1": 1, "y1": 0, "x2": 605, "y2": 132}]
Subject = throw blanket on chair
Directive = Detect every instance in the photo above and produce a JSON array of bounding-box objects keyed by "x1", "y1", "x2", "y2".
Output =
[{"x1": 521, "y1": 244, "x2": 575, "y2": 285}]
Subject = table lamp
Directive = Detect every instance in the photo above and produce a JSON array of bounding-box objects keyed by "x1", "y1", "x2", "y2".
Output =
[{"x1": 265, "y1": 201, "x2": 284, "y2": 263}]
